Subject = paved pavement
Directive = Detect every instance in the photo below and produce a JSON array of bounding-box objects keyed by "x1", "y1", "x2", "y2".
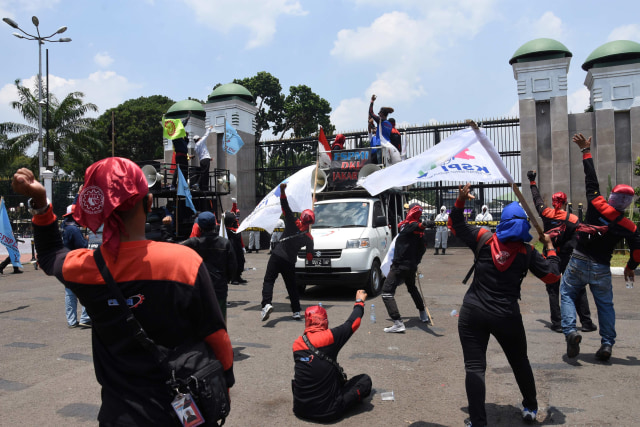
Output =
[{"x1": 1, "y1": 248, "x2": 639, "y2": 426}]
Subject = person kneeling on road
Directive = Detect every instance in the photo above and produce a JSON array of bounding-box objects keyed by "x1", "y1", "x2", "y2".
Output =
[
  {"x1": 292, "y1": 290, "x2": 372, "y2": 422},
  {"x1": 381, "y1": 203, "x2": 430, "y2": 333}
]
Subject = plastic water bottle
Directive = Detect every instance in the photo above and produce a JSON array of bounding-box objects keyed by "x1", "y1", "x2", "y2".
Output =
[
  {"x1": 370, "y1": 304, "x2": 376, "y2": 323},
  {"x1": 450, "y1": 309, "x2": 458, "y2": 317},
  {"x1": 626, "y1": 277, "x2": 634, "y2": 289},
  {"x1": 318, "y1": 302, "x2": 323, "y2": 307}
]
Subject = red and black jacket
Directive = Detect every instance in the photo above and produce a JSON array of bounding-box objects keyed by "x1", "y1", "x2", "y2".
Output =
[
  {"x1": 33, "y1": 206, "x2": 234, "y2": 426},
  {"x1": 292, "y1": 302, "x2": 364, "y2": 419},
  {"x1": 577, "y1": 153, "x2": 640, "y2": 268},
  {"x1": 272, "y1": 193, "x2": 314, "y2": 264}
]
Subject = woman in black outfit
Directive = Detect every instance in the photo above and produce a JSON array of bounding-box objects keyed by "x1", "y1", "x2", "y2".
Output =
[{"x1": 450, "y1": 184, "x2": 560, "y2": 427}]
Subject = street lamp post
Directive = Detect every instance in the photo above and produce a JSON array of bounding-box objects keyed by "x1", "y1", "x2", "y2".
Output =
[{"x1": 2, "y1": 16, "x2": 70, "y2": 197}]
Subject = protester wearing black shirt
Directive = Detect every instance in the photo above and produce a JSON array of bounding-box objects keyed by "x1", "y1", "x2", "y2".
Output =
[
  {"x1": 292, "y1": 290, "x2": 372, "y2": 422},
  {"x1": 451, "y1": 183, "x2": 560, "y2": 426}
]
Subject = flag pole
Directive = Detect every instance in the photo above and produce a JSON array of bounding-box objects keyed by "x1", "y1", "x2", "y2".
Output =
[
  {"x1": 111, "y1": 110, "x2": 115, "y2": 157},
  {"x1": 310, "y1": 128, "x2": 322, "y2": 232},
  {"x1": 466, "y1": 120, "x2": 544, "y2": 237}
]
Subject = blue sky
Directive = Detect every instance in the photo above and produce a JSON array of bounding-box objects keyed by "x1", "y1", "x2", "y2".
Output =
[{"x1": 1, "y1": 0, "x2": 639, "y2": 139}]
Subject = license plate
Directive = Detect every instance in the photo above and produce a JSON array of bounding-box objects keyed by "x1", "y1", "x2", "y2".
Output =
[{"x1": 306, "y1": 257, "x2": 331, "y2": 267}]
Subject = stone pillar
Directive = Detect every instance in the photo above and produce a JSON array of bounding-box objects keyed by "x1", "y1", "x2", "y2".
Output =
[{"x1": 631, "y1": 106, "x2": 640, "y2": 193}]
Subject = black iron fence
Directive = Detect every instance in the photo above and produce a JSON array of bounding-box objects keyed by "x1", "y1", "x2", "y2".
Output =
[{"x1": 257, "y1": 117, "x2": 521, "y2": 220}]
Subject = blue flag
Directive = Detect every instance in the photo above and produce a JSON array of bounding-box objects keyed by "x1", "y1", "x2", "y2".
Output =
[
  {"x1": 176, "y1": 168, "x2": 197, "y2": 214},
  {"x1": 223, "y1": 123, "x2": 245, "y2": 155},
  {"x1": 0, "y1": 198, "x2": 23, "y2": 268}
]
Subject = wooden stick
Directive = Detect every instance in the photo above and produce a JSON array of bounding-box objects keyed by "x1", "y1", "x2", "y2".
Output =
[{"x1": 416, "y1": 271, "x2": 434, "y2": 326}]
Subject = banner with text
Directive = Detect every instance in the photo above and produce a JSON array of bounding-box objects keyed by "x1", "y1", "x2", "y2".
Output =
[{"x1": 330, "y1": 148, "x2": 371, "y2": 190}]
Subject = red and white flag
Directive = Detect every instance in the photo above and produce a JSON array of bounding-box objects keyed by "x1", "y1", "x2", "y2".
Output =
[{"x1": 318, "y1": 127, "x2": 331, "y2": 168}]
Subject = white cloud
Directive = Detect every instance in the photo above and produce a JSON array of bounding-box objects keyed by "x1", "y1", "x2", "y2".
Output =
[
  {"x1": 567, "y1": 87, "x2": 590, "y2": 114},
  {"x1": 94, "y1": 52, "x2": 114, "y2": 68},
  {"x1": 608, "y1": 24, "x2": 640, "y2": 42},
  {"x1": 182, "y1": 0, "x2": 307, "y2": 49},
  {"x1": 513, "y1": 11, "x2": 567, "y2": 43},
  {"x1": 330, "y1": 97, "x2": 369, "y2": 133},
  {"x1": 330, "y1": 0, "x2": 496, "y2": 129},
  {"x1": 0, "y1": 71, "x2": 142, "y2": 128}
]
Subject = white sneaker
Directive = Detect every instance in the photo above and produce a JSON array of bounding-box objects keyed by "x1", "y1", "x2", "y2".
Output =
[
  {"x1": 384, "y1": 320, "x2": 406, "y2": 333},
  {"x1": 292, "y1": 312, "x2": 301, "y2": 320},
  {"x1": 261, "y1": 304, "x2": 273, "y2": 321},
  {"x1": 419, "y1": 310, "x2": 429, "y2": 323}
]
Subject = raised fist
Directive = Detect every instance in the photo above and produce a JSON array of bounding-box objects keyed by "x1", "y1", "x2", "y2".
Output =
[{"x1": 527, "y1": 170, "x2": 536, "y2": 182}]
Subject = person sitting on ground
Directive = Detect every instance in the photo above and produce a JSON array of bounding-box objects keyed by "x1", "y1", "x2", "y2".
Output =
[
  {"x1": 527, "y1": 170, "x2": 597, "y2": 334},
  {"x1": 450, "y1": 183, "x2": 560, "y2": 426},
  {"x1": 381, "y1": 203, "x2": 430, "y2": 333},
  {"x1": 181, "y1": 211, "x2": 236, "y2": 322},
  {"x1": 260, "y1": 183, "x2": 314, "y2": 322},
  {"x1": 292, "y1": 289, "x2": 372, "y2": 422},
  {"x1": 11, "y1": 159, "x2": 234, "y2": 425}
]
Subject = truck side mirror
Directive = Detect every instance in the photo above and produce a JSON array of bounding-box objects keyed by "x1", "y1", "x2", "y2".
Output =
[{"x1": 374, "y1": 216, "x2": 388, "y2": 227}]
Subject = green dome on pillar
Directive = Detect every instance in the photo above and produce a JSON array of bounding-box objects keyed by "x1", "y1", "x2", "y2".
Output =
[
  {"x1": 509, "y1": 38, "x2": 572, "y2": 65},
  {"x1": 166, "y1": 99, "x2": 206, "y2": 119},
  {"x1": 207, "y1": 83, "x2": 254, "y2": 104},
  {"x1": 582, "y1": 40, "x2": 640, "y2": 71}
]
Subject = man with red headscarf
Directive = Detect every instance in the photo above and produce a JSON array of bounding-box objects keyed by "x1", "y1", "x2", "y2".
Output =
[
  {"x1": 292, "y1": 289, "x2": 372, "y2": 422},
  {"x1": 527, "y1": 170, "x2": 597, "y2": 334},
  {"x1": 561, "y1": 134, "x2": 640, "y2": 361},
  {"x1": 260, "y1": 183, "x2": 315, "y2": 322},
  {"x1": 12, "y1": 159, "x2": 234, "y2": 426},
  {"x1": 381, "y1": 203, "x2": 430, "y2": 333}
]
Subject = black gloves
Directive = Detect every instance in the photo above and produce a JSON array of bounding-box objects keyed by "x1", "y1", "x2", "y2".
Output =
[{"x1": 527, "y1": 170, "x2": 536, "y2": 182}]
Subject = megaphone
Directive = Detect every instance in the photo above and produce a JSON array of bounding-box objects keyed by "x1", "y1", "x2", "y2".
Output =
[
  {"x1": 312, "y1": 168, "x2": 327, "y2": 193},
  {"x1": 142, "y1": 165, "x2": 159, "y2": 189},
  {"x1": 357, "y1": 163, "x2": 381, "y2": 181},
  {"x1": 217, "y1": 173, "x2": 237, "y2": 193}
]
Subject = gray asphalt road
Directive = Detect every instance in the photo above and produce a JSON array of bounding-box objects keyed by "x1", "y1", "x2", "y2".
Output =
[{"x1": 1, "y1": 248, "x2": 639, "y2": 426}]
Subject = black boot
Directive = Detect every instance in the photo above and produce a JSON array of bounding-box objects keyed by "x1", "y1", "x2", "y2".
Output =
[
  {"x1": 0, "y1": 257, "x2": 11, "y2": 274},
  {"x1": 12, "y1": 267, "x2": 23, "y2": 274},
  {"x1": 434, "y1": 248, "x2": 439, "y2": 255},
  {"x1": 442, "y1": 248, "x2": 446, "y2": 255}
]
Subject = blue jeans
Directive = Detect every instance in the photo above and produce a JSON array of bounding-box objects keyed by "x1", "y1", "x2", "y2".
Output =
[
  {"x1": 560, "y1": 257, "x2": 616, "y2": 346},
  {"x1": 65, "y1": 288, "x2": 90, "y2": 326}
]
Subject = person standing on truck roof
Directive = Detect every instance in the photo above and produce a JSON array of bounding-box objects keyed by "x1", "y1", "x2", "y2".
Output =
[
  {"x1": 260, "y1": 183, "x2": 315, "y2": 322},
  {"x1": 381, "y1": 203, "x2": 430, "y2": 333}
]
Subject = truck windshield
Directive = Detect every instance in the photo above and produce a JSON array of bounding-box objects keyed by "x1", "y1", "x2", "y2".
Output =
[{"x1": 313, "y1": 201, "x2": 369, "y2": 228}]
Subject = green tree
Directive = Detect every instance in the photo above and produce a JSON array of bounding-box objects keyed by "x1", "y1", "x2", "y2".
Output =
[
  {"x1": 0, "y1": 79, "x2": 101, "y2": 178},
  {"x1": 233, "y1": 71, "x2": 285, "y2": 143},
  {"x1": 275, "y1": 84, "x2": 334, "y2": 139},
  {"x1": 87, "y1": 95, "x2": 175, "y2": 168}
]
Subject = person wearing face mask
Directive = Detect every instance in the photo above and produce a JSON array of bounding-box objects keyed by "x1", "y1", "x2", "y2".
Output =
[
  {"x1": 560, "y1": 134, "x2": 640, "y2": 362},
  {"x1": 451, "y1": 183, "x2": 560, "y2": 426},
  {"x1": 292, "y1": 290, "x2": 372, "y2": 422},
  {"x1": 380, "y1": 204, "x2": 430, "y2": 333},
  {"x1": 474, "y1": 205, "x2": 493, "y2": 231},
  {"x1": 260, "y1": 183, "x2": 315, "y2": 322},
  {"x1": 434, "y1": 205, "x2": 449, "y2": 255}
]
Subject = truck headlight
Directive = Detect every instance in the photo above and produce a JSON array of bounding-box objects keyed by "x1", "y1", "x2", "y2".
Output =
[{"x1": 346, "y1": 238, "x2": 370, "y2": 249}]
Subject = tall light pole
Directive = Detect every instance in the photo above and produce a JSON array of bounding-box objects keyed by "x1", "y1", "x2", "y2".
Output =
[{"x1": 2, "y1": 16, "x2": 71, "y2": 180}]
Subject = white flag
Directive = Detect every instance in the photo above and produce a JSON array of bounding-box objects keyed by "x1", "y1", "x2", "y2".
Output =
[
  {"x1": 237, "y1": 165, "x2": 316, "y2": 233},
  {"x1": 359, "y1": 127, "x2": 513, "y2": 195},
  {"x1": 378, "y1": 122, "x2": 401, "y2": 165}
]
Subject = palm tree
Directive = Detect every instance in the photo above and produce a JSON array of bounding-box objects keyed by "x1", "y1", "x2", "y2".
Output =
[{"x1": 0, "y1": 79, "x2": 103, "y2": 177}]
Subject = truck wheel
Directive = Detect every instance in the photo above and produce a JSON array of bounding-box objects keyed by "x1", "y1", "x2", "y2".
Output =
[{"x1": 366, "y1": 260, "x2": 382, "y2": 296}]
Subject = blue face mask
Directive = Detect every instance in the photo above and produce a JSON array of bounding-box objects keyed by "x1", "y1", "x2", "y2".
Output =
[{"x1": 496, "y1": 202, "x2": 532, "y2": 242}]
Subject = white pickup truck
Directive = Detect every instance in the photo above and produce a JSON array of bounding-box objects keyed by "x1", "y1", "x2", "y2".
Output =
[{"x1": 294, "y1": 195, "x2": 392, "y2": 295}]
